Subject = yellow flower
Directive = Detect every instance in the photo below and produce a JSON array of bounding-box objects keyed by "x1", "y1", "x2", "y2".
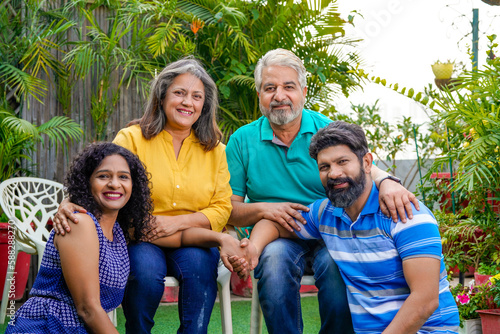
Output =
[
  {"x1": 490, "y1": 273, "x2": 500, "y2": 284},
  {"x1": 469, "y1": 127, "x2": 479, "y2": 140}
]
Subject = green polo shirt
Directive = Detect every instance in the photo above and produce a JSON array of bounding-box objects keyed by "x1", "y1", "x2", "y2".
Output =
[{"x1": 226, "y1": 109, "x2": 332, "y2": 206}]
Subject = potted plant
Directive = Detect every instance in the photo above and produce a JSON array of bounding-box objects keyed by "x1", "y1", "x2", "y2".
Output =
[
  {"x1": 436, "y1": 196, "x2": 500, "y2": 277},
  {"x1": 476, "y1": 273, "x2": 500, "y2": 334},
  {"x1": 451, "y1": 280, "x2": 494, "y2": 333}
]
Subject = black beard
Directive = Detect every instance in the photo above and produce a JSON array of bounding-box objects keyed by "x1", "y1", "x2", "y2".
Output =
[{"x1": 324, "y1": 168, "x2": 366, "y2": 208}]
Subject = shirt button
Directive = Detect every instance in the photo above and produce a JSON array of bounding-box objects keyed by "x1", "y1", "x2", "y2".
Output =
[
  {"x1": 176, "y1": 185, "x2": 180, "y2": 188},
  {"x1": 173, "y1": 203, "x2": 177, "y2": 206}
]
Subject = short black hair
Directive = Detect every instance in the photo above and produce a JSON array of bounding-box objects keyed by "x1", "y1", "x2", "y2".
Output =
[
  {"x1": 309, "y1": 121, "x2": 369, "y2": 162},
  {"x1": 64, "y1": 142, "x2": 154, "y2": 242}
]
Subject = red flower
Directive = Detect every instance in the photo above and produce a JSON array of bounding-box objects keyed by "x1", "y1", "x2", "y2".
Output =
[{"x1": 190, "y1": 19, "x2": 204, "y2": 35}]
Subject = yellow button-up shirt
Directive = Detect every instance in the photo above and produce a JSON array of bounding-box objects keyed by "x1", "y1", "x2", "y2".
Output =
[{"x1": 113, "y1": 125, "x2": 232, "y2": 232}]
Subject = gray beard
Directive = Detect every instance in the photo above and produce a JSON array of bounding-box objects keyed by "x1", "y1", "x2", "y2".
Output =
[{"x1": 260, "y1": 101, "x2": 303, "y2": 126}]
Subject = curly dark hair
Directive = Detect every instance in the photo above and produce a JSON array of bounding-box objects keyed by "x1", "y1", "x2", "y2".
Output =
[{"x1": 64, "y1": 142, "x2": 154, "y2": 242}]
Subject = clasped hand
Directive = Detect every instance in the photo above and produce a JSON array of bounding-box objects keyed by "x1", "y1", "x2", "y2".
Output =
[{"x1": 225, "y1": 238, "x2": 259, "y2": 281}]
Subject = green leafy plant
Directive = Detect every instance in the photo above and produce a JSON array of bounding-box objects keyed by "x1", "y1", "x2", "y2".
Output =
[
  {"x1": 330, "y1": 100, "x2": 435, "y2": 187},
  {"x1": 451, "y1": 281, "x2": 494, "y2": 324},
  {"x1": 174, "y1": 0, "x2": 364, "y2": 139},
  {"x1": 0, "y1": 103, "x2": 82, "y2": 182},
  {"x1": 0, "y1": 0, "x2": 73, "y2": 106},
  {"x1": 490, "y1": 273, "x2": 500, "y2": 308},
  {"x1": 429, "y1": 34, "x2": 500, "y2": 200},
  {"x1": 437, "y1": 202, "x2": 500, "y2": 274}
]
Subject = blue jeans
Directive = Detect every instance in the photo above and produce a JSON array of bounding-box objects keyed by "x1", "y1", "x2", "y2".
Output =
[
  {"x1": 121, "y1": 242, "x2": 219, "y2": 334},
  {"x1": 254, "y1": 238, "x2": 354, "y2": 334}
]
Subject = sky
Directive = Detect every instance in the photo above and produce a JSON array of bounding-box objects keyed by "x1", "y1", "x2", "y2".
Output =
[{"x1": 333, "y1": 0, "x2": 500, "y2": 142}]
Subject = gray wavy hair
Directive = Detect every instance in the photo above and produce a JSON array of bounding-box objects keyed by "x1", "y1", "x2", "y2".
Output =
[
  {"x1": 254, "y1": 48, "x2": 307, "y2": 92},
  {"x1": 136, "y1": 57, "x2": 222, "y2": 151}
]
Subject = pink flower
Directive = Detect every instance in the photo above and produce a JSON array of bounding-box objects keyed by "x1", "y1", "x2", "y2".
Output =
[{"x1": 457, "y1": 293, "x2": 470, "y2": 305}]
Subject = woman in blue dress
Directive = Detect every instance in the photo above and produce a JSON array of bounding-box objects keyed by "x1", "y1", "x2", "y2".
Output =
[
  {"x1": 6, "y1": 142, "x2": 154, "y2": 333},
  {"x1": 6, "y1": 142, "x2": 245, "y2": 333}
]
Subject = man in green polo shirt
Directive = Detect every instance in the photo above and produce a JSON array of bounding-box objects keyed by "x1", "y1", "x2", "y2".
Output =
[{"x1": 226, "y1": 48, "x2": 418, "y2": 334}]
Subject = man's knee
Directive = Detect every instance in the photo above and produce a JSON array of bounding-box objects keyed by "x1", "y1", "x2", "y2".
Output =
[
  {"x1": 255, "y1": 238, "x2": 309, "y2": 283},
  {"x1": 313, "y1": 244, "x2": 339, "y2": 276}
]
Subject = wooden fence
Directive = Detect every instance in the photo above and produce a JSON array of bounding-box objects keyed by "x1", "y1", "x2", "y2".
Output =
[{"x1": 23, "y1": 6, "x2": 149, "y2": 183}]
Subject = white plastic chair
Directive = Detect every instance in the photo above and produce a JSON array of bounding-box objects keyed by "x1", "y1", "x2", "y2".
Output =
[
  {"x1": 110, "y1": 261, "x2": 233, "y2": 332},
  {"x1": 250, "y1": 272, "x2": 316, "y2": 334},
  {"x1": 0, "y1": 177, "x2": 64, "y2": 324}
]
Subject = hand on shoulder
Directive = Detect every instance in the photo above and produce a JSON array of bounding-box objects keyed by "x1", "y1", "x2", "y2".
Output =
[{"x1": 54, "y1": 213, "x2": 98, "y2": 250}]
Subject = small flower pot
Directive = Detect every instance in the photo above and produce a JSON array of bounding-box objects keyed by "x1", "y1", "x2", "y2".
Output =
[
  {"x1": 431, "y1": 63, "x2": 454, "y2": 79},
  {"x1": 477, "y1": 309, "x2": 500, "y2": 334},
  {"x1": 474, "y1": 272, "x2": 493, "y2": 286},
  {"x1": 458, "y1": 318, "x2": 482, "y2": 334}
]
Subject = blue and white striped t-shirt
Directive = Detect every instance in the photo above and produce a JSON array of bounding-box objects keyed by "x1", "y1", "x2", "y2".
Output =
[{"x1": 295, "y1": 182, "x2": 459, "y2": 334}]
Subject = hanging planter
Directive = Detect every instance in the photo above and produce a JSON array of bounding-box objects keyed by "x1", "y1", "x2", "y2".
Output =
[
  {"x1": 481, "y1": 0, "x2": 500, "y2": 6},
  {"x1": 431, "y1": 61, "x2": 459, "y2": 91},
  {"x1": 431, "y1": 61, "x2": 454, "y2": 79}
]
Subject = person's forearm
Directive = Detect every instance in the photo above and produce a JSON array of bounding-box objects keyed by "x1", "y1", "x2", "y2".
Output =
[
  {"x1": 151, "y1": 227, "x2": 228, "y2": 248},
  {"x1": 228, "y1": 200, "x2": 266, "y2": 227},
  {"x1": 78, "y1": 304, "x2": 118, "y2": 334},
  {"x1": 382, "y1": 293, "x2": 438, "y2": 334},
  {"x1": 248, "y1": 220, "x2": 285, "y2": 255},
  {"x1": 180, "y1": 227, "x2": 230, "y2": 248},
  {"x1": 157, "y1": 212, "x2": 212, "y2": 230}
]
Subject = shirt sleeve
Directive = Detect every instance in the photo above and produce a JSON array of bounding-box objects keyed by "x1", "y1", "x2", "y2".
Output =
[
  {"x1": 390, "y1": 203, "x2": 442, "y2": 261},
  {"x1": 199, "y1": 148, "x2": 233, "y2": 232},
  {"x1": 226, "y1": 133, "x2": 247, "y2": 198},
  {"x1": 294, "y1": 200, "x2": 323, "y2": 240},
  {"x1": 112, "y1": 128, "x2": 137, "y2": 154}
]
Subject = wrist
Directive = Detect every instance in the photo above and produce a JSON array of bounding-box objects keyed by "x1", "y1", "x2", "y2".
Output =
[
  {"x1": 377, "y1": 175, "x2": 402, "y2": 188},
  {"x1": 219, "y1": 233, "x2": 232, "y2": 246},
  {"x1": 251, "y1": 238, "x2": 264, "y2": 256},
  {"x1": 256, "y1": 202, "x2": 268, "y2": 221}
]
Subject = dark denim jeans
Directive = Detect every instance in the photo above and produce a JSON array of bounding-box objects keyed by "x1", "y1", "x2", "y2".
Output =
[
  {"x1": 254, "y1": 238, "x2": 354, "y2": 334},
  {"x1": 121, "y1": 242, "x2": 219, "y2": 334}
]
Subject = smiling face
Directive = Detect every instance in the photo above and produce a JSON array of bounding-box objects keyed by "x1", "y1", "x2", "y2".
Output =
[
  {"x1": 90, "y1": 154, "x2": 132, "y2": 215},
  {"x1": 163, "y1": 72, "x2": 205, "y2": 133},
  {"x1": 258, "y1": 65, "x2": 307, "y2": 126},
  {"x1": 317, "y1": 145, "x2": 371, "y2": 208}
]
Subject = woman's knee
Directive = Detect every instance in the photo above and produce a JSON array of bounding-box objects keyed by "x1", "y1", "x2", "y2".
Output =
[
  {"x1": 128, "y1": 242, "x2": 167, "y2": 283},
  {"x1": 169, "y1": 247, "x2": 219, "y2": 281}
]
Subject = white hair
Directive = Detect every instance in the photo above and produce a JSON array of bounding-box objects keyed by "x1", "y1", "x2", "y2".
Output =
[{"x1": 254, "y1": 48, "x2": 307, "y2": 91}]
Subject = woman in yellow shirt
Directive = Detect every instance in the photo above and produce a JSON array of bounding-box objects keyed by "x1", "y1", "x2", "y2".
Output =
[{"x1": 54, "y1": 58, "x2": 233, "y2": 334}]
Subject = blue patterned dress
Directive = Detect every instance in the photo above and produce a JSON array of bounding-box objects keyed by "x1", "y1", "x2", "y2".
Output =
[{"x1": 6, "y1": 212, "x2": 130, "y2": 334}]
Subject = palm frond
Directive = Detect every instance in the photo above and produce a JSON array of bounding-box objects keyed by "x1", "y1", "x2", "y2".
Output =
[
  {"x1": 0, "y1": 63, "x2": 47, "y2": 102},
  {"x1": 226, "y1": 74, "x2": 255, "y2": 90},
  {"x1": 37, "y1": 116, "x2": 83, "y2": 151}
]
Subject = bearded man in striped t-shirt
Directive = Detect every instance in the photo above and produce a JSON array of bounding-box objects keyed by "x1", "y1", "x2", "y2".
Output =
[{"x1": 233, "y1": 121, "x2": 460, "y2": 334}]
